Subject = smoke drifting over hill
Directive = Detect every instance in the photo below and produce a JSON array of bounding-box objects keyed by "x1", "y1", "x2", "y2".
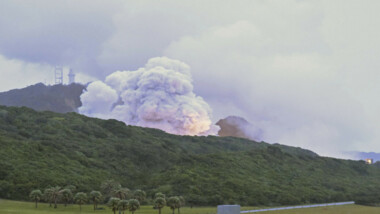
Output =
[
  {"x1": 3, "y1": 1, "x2": 380, "y2": 157},
  {"x1": 217, "y1": 116, "x2": 263, "y2": 141},
  {"x1": 79, "y1": 57, "x2": 218, "y2": 135}
]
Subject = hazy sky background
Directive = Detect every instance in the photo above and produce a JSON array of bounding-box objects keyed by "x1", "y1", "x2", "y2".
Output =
[{"x1": 0, "y1": 0, "x2": 379, "y2": 157}]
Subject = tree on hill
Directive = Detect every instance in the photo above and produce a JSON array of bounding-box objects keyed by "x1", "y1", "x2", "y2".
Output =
[
  {"x1": 167, "y1": 196, "x2": 180, "y2": 214},
  {"x1": 113, "y1": 187, "x2": 130, "y2": 200},
  {"x1": 154, "y1": 192, "x2": 165, "y2": 200},
  {"x1": 29, "y1": 189, "x2": 42, "y2": 208},
  {"x1": 61, "y1": 189, "x2": 73, "y2": 207},
  {"x1": 154, "y1": 197, "x2": 166, "y2": 214},
  {"x1": 90, "y1": 191, "x2": 102, "y2": 210},
  {"x1": 49, "y1": 186, "x2": 62, "y2": 208},
  {"x1": 108, "y1": 197, "x2": 121, "y2": 214},
  {"x1": 74, "y1": 192, "x2": 87, "y2": 211},
  {"x1": 133, "y1": 189, "x2": 146, "y2": 203},
  {"x1": 43, "y1": 188, "x2": 54, "y2": 207},
  {"x1": 118, "y1": 199, "x2": 129, "y2": 214},
  {"x1": 128, "y1": 199, "x2": 140, "y2": 214},
  {"x1": 178, "y1": 196, "x2": 185, "y2": 214},
  {"x1": 101, "y1": 180, "x2": 121, "y2": 201},
  {"x1": 64, "y1": 185, "x2": 76, "y2": 193}
]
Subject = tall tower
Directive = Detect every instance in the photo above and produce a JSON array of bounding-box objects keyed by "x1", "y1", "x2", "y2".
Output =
[
  {"x1": 68, "y1": 69, "x2": 76, "y2": 84},
  {"x1": 54, "y1": 66, "x2": 63, "y2": 85}
]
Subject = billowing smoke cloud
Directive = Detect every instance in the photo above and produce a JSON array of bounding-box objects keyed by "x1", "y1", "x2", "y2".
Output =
[
  {"x1": 3, "y1": 0, "x2": 380, "y2": 158},
  {"x1": 79, "y1": 57, "x2": 218, "y2": 136},
  {"x1": 216, "y1": 116, "x2": 263, "y2": 141}
]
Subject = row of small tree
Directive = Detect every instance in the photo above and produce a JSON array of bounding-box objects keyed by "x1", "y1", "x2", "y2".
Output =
[
  {"x1": 108, "y1": 197, "x2": 140, "y2": 214},
  {"x1": 29, "y1": 186, "x2": 103, "y2": 211},
  {"x1": 153, "y1": 193, "x2": 185, "y2": 214},
  {"x1": 29, "y1": 181, "x2": 184, "y2": 214}
]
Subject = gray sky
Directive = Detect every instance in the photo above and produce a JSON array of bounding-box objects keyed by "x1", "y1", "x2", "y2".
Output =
[{"x1": 1, "y1": 0, "x2": 380, "y2": 157}]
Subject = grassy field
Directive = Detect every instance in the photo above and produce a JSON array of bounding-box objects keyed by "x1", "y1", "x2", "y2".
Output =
[
  {"x1": 1, "y1": 200, "x2": 380, "y2": 214},
  {"x1": 0, "y1": 200, "x2": 218, "y2": 214}
]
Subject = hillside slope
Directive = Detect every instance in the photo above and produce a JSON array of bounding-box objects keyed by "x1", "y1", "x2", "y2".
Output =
[
  {"x1": 0, "y1": 106, "x2": 379, "y2": 206},
  {"x1": 0, "y1": 83, "x2": 85, "y2": 113}
]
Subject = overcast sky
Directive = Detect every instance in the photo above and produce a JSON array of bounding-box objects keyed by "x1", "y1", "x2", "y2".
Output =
[{"x1": 1, "y1": 0, "x2": 380, "y2": 157}]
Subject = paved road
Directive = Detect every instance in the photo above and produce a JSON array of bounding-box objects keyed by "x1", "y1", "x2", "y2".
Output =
[{"x1": 241, "y1": 201, "x2": 355, "y2": 213}]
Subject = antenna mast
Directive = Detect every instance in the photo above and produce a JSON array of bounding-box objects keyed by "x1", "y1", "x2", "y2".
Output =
[
  {"x1": 54, "y1": 66, "x2": 63, "y2": 85},
  {"x1": 68, "y1": 68, "x2": 76, "y2": 84}
]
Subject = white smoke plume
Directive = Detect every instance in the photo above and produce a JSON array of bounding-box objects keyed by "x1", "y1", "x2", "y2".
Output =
[{"x1": 79, "y1": 57, "x2": 218, "y2": 136}]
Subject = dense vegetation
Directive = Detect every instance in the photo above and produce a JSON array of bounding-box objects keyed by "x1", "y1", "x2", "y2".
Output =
[
  {"x1": 0, "y1": 83, "x2": 85, "y2": 113},
  {"x1": 1, "y1": 105, "x2": 380, "y2": 206}
]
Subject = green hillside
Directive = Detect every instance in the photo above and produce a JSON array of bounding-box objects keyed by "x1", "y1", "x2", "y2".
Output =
[
  {"x1": 0, "y1": 83, "x2": 85, "y2": 113},
  {"x1": 0, "y1": 105, "x2": 379, "y2": 206}
]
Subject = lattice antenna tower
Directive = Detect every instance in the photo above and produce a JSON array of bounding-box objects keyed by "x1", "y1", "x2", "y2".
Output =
[
  {"x1": 54, "y1": 66, "x2": 63, "y2": 85},
  {"x1": 68, "y1": 68, "x2": 75, "y2": 84}
]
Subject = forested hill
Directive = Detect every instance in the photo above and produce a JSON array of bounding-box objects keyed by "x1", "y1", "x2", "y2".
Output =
[
  {"x1": 0, "y1": 83, "x2": 85, "y2": 113},
  {"x1": 0, "y1": 105, "x2": 380, "y2": 206}
]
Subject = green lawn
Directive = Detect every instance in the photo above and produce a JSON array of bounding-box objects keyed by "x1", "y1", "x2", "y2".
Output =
[
  {"x1": 1, "y1": 200, "x2": 380, "y2": 214},
  {"x1": 0, "y1": 200, "x2": 217, "y2": 214}
]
